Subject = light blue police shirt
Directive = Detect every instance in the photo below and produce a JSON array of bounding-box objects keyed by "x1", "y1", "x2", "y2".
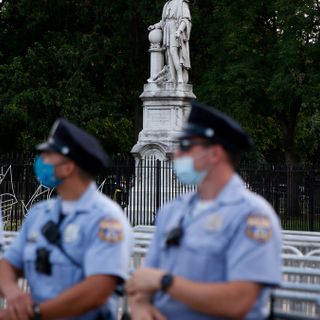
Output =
[
  {"x1": 5, "y1": 183, "x2": 132, "y2": 320},
  {"x1": 145, "y1": 174, "x2": 282, "y2": 320}
]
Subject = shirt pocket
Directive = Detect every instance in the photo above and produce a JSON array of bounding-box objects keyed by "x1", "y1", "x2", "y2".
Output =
[
  {"x1": 52, "y1": 223, "x2": 84, "y2": 270},
  {"x1": 22, "y1": 243, "x2": 54, "y2": 301},
  {"x1": 175, "y1": 233, "x2": 227, "y2": 282},
  {"x1": 49, "y1": 243, "x2": 84, "y2": 290}
]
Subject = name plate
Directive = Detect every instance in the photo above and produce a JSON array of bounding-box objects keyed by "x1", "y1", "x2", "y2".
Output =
[{"x1": 145, "y1": 108, "x2": 171, "y2": 129}]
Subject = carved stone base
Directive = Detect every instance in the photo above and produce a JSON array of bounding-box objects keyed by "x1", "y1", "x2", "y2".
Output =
[{"x1": 131, "y1": 82, "x2": 196, "y2": 160}]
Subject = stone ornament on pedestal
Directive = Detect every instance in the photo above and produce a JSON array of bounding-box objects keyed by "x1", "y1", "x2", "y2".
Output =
[{"x1": 147, "y1": 28, "x2": 165, "y2": 83}]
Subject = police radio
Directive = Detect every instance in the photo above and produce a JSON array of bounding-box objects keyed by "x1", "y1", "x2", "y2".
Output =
[
  {"x1": 35, "y1": 247, "x2": 51, "y2": 275},
  {"x1": 165, "y1": 226, "x2": 183, "y2": 247},
  {"x1": 41, "y1": 220, "x2": 61, "y2": 244},
  {"x1": 35, "y1": 220, "x2": 62, "y2": 276}
]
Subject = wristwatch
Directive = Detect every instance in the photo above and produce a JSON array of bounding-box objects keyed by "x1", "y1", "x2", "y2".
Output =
[
  {"x1": 32, "y1": 303, "x2": 42, "y2": 320},
  {"x1": 160, "y1": 273, "x2": 174, "y2": 292}
]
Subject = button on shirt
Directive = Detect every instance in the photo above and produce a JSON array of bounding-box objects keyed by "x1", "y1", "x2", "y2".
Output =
[
  {"x1": 4, "y1": 183, "x2": 133, "y2": 320},
  {"x1": 145, "y1": 174, "x2": 282, "y2": 320}
]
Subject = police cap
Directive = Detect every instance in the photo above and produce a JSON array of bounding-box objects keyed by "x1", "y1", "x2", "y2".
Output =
[
  {"x1": 180, "y1": 101, "x2": 253, "y2": 153},
  {"x1": 36, "y1": 118, "x2": 108, "y2": 176}
]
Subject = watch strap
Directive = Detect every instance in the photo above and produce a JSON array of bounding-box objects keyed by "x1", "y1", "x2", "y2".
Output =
[
  {"x1": 32, "y1": 303, "x2": 42, "y2": 320},
  {"x1": 160, "y1": 273, "x2": 174, "y2": 292}
]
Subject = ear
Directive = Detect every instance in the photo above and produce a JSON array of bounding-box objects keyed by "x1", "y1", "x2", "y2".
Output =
[
  {"x1": 208, "y1": 145, "x2": 225, "y2": 164},
  {"x1": 61, "y1": 160, "x2": 77, "y2": 176}
]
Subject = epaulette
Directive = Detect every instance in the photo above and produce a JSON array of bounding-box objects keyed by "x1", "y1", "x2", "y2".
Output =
[{"x1": 31, "y1": 198, "x2": 56, "y2": 214}]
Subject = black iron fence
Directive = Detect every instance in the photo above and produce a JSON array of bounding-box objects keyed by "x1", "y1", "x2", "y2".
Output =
[
  {"x1": 1, "y1": 154, "x2": 320, "y2": 231},
  {"x1": 238, "y1": 164, "x2": 320, "y2": 231}
]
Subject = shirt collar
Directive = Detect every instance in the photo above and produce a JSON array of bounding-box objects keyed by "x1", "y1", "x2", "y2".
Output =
[
  {"x1": 55, "y1": 182, "x2": 98, "y2": 215},
  {"x1": 214, "y1": 173, "x2": 245, "y2": 205}
]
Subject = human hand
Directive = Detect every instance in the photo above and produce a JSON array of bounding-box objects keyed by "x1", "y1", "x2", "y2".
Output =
[
  {"x1": 131, "y1": 304, "x2": 166, "y2": 320},
  {"x1": 129, "y1": 293, "x2": 166, "y2": 320},
  {"x1": 4, "y1": 284, "x2": 33, "y2": 320},
  {"x1": 126, "y1": 268, "x2": 165, "y2": 294},
  {"x1": 0, "y1": 309, "x2": 11, "y2": 320},
  {"x1": 175, "y1": 30, "x2": 182, "y2": 38}
]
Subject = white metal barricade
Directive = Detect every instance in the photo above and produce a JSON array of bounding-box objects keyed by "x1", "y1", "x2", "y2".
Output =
[
  {"x1": 2, "y1": 228, "x2": 320, "y2": 319},
  {"x1": 283, "y1": 233, "x2": 320, "y2": 256},
  {"x1": 272, "y1": 290, "x2": 319, "y2": 320},
  {"x1": 131, "y1": 226, "x2": 154, "y2": 269}
]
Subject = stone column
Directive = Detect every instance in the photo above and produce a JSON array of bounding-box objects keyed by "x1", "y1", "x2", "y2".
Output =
[{"x1": 148, "y1": 28, "x2": 164, "y2": 81}]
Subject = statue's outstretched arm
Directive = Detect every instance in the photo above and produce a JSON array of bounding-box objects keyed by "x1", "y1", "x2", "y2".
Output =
[{"x1": 148, "y1": 21, "x2": 163, "y2": 31}]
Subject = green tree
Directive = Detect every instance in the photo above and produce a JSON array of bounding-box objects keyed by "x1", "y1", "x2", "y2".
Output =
[
  {"x1": 0, "y1": 0, "x2": 319, "y2": 163},
  {"x1": 191, "y1": 0, "x2": 320, "y2": 164},
  {"x1": 0, "y1": 0, "x2": 164, "y2": 154}
]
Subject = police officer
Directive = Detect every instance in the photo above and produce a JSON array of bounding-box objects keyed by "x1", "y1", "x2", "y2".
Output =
[
  {"x1": 127, "y1": 101, "x2": 282, "y2": 319},
  {"x1": 0, "y1": 118, "x2": 132, "y2": 320}
]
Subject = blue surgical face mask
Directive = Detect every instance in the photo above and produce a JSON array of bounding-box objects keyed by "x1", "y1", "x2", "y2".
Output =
[
  {"x1": 173, "y1": 156, "x2": 208, "y2": 185},
  {"x1": 34, "y1": 155, "x2": 62, "y2": 189}
]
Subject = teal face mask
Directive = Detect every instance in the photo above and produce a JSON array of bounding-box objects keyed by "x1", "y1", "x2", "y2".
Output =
[
  {"x1": 173, "y1": 156, "x2": 207, "y2": 185},
  {"x1": 34, "y1": 155, "x2": 62, "y2": 189}
]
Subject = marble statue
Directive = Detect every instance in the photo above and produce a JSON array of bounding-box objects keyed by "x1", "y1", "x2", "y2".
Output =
[{"x1": 148, "y1": 0, "x2": 191, "y2": 83}]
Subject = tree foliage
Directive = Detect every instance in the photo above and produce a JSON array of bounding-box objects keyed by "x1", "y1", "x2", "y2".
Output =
[
  {"x1": 191, "y1": 0, "x2": 320, "y2": 163},
  {"x1": 0, "y1": 0, "x2": 319, "y2": 163},
  {"x1": 0, "y1": 0, "x2": 163, "y2": 154}
]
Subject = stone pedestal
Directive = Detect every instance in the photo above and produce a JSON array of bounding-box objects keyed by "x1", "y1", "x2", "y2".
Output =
[
  {"x1": 128, "y1": 83, "x2": 196, "y2": 224},
  {"x1": 131, "y1": 82, "x2": 196, "y2": 161}
]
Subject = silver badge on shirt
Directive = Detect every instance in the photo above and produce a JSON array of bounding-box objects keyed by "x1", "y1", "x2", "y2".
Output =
[
  {"x1": 204, "y1": 214, "x2": 223, "y2": 232},
  {"x1": 64, "y1": 224, "x2": 80, "y2": 243}
]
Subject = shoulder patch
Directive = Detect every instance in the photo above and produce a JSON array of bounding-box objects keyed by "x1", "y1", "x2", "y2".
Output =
[
  {"x1": 98, "y1": 219, "x2": 123, "y2": 243},
  {"x1": 245, "y1": 214, "x2": 272, "y2": 242}
]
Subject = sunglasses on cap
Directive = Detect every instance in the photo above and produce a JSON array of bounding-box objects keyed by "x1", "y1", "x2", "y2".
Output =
[{"x1": 178, "y1": 139, "x2": 213, "y2": 152}]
